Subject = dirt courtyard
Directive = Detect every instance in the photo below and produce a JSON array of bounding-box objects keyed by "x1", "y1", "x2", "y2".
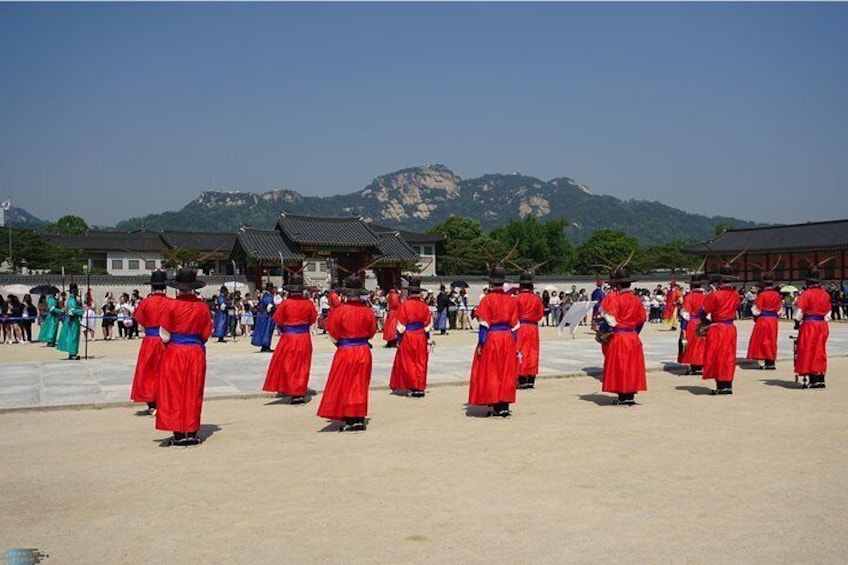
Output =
[{"x1": 2, "y1": 353, "x2": 847, "y2": 564}]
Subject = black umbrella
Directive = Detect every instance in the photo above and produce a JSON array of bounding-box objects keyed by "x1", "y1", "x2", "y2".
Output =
[
  {"x1": 450, "y1": 280, "x2": 469, "y2": 288},
  {"x1": 29, "y1": 284, "x2": 60, "y2": 295}
]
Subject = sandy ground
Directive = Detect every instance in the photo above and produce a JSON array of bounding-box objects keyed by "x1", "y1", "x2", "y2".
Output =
[{"x1": 2, "y1": 330, "x2": 847, "y2": 564}]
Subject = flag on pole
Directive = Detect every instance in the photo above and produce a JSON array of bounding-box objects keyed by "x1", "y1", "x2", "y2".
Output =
[{"x1": 0, "y1": 200, "x2": 10, "y2": 211}]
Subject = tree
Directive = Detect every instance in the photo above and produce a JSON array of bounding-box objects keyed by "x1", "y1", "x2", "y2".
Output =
[
  {"x1": 44, "y1": 215, "x2": 89, "y2": 235},
  {"x1": 8, "y1": 229, "x2": 86, "y2": 273},
  {"x1": 428, "y1": 216, "x2": 483, "y2": 241},
  {"x1": 634, "y1": 238, "x2": 697, "y2": 274},
  {"x1": 575, "y1": 229, "x2": 639, "y2": 275},
  {"x1": 713, "y1": 220, "x2": 734, "y2": 237},
  {"x1": 490, "y1": 216, "x2": 576, "y2": 274}
]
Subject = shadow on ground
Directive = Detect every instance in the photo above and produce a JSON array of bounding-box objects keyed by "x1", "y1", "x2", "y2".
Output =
[
  {"x1": 760, "y1": 379, "x2": 803, "y2": 390},
  {"x1": 675, "y1": 385, "x2": 714, "y2": 396},
  {"x1": 577, "y1": 393, "x2": 615, "y2": 406}
]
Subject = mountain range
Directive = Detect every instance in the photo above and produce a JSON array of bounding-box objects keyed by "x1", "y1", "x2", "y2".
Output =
[{"x1": 14, "y1": 165, "x2": 764, "y2": 245}]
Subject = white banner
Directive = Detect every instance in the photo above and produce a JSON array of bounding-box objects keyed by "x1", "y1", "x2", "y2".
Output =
[
  {"x1": 558, "y1": 300, "x2": 596, "y2": 339},
  {"x1": 0, "y1": 199, "x2": 10, "y2": 211},
  {"x1": 0, "y1": 208, "x2": 4, "y2": 228}
]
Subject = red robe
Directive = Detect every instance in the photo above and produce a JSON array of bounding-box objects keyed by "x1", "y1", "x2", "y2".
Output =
[
  {"x1": 468, "y1": 289, "x2": 519, "y2": 406},
  {"x1": 389, "y1": 297, "x2": 432, "y2": 391},
  {"x1": 679, "y1": 290, "x2": 706, "y2": 365},
  {"x1": 156, "y1": 294, "x2": 213, "y2": 433},
  {"x1": 794, "y1": 286, "x2": 830, "y2": 375},
  {"x1": 701, "y1": 286, "x2": 740, "y2": 382},
  {"x1": 600, "y1": 290, "x2": 647, "y2": 394},
  {"x1": 263, "y1": 295, "x2": 318, "y2": 396},
  {"x1": 317, "y1": 300, "x2": 377, "y2": 421},
  {"x1": 747, "y1": 288, "x2": 782, "y2": 361},
  {"x1": 382, "y1": 289, "x2": 401, "y2": 344},
  {"x1": 664, "y1": 286, "x2": 682, "y2": 321},
  {"x1": 329, "y1": 290, "x2": 342, "y2": 309},
  {"x1": 515, "y1": 291, "x2": 544, "y2": 376},
  {"x1": 130, "y1": 292, "x2": 172, "y2": 403}
]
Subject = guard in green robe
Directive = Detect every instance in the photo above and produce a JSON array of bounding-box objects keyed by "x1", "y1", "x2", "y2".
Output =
[
  {"x1": 57, "y1": 284, "x2": 83, "y2": 360},
  {"x1": 37, "y1": 293, "x2": 61, "y2": 347}
]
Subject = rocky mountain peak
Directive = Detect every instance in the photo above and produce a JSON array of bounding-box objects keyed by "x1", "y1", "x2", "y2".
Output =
[{"x1": 357, "y1": 164, "x2": 463, "y2": 222}]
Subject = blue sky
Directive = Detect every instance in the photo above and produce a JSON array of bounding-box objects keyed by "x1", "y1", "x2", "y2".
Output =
[{"x1": 1, "y1": 2, "x2": 846, "y2": 227}]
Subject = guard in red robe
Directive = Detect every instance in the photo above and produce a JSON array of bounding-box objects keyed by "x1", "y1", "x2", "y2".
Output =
[
  {"x1": 317, "y1": 276, "x2": 378, "y2": 432},
  {"x1": 663, "y1": 281, "x2": 682, "y2": 330},
  {"x1": 382, "y1": 287, "x2": 401, "y2": 347},
  {"x1": 515, "y1": 271, "x2": 545, "y2": 390},
  {"x1": 389, "y1": 278, "x2": 432, "y2": 397},
  {"x1": 700, "y1": 265, "x2": 741, "y2": 395},
  {"x1": 263, "y1": 275, "x2": 318, "y2": 404},
  {"x1": 156, "y1": 269, "x2": 213, "y2": 446},
  {"x1": 746, "y1": 275, "x2": 782, "y2": 370},
  {"x1": 794, "y1": 268, "x2": 831, "y2": 389},
  {"x1": 130, "y1": 270, "x2": 171, "y2": 415},
  {"x1": 468, "y1": 266, "x2": 519, "y2": 417},
  {"x1": 678, "y1": 274, "x2": 707, "y2": 375},
  {"x1": 599, "y1": 268, "x2": 647, "y2": 405}
]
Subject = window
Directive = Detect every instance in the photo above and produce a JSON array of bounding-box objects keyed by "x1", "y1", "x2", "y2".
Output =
[
  {"x1": 111, "y1": 259, "x2": 123, "y2": 270},
  {"x1": 145, "y1": 260, "x2": 156, "y2": 270},
  {"x1": 128, "y1": 260, "x2": 140, "y2": 270},
  {"x1": 308, "y1": 263, "x2": 317, "y2": 272},
  {"x1": 423, "y1": 246, "x2": 434, "y2": 256}
]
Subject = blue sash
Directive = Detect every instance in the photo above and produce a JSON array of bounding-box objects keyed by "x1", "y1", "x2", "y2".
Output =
[
  {"x1": 613, "y1": 327, "x2": 636, "y2": 333},
  {"x1": 759, "y1": 311, "x2": 778, "y2": 318},
  {"x1": 714, "y1": 320, "x2": 735, "y2": 325},
  {"x1": 804, "y1": 314, "x2": 825, "y2": 321},
  {"x1": 405, "y1": 322, "x2": 424, "y2": 331},
  {"x1": 170, "y1": 333, "x2": 205, "y2": 351},
  {"x1": 337, "y1": 337, "x2": 371, "y2": 348},
  {"x1": 144, "y1": 327, "x2": 160, "y2": 337},
  {"x1": 489, "y1": 323, "x2": 512, "y2": 332},
  {"x1": 281, "y1": 324, "x2": 311, "y2": 334}
]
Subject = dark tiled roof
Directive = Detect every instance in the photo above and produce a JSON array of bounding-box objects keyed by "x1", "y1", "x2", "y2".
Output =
[
  {"x1": 685, "y1": 219, "x2": 848, "y2": 254},
  {"x1": 367, "y1": 222, "x2": 445, "y2": 244},
  {"x1": 277, "y1": 213, "x2": 379, "y2": 247},
  {"x1": 159, "y1": 231, "x2": 236, "y2": 254},
  {"x1": 232, "y1": 229, "x2": 304, "y2": 262},
  {"x1": 374, "y1": 233, "x2": 420, "y2": 265},
  {"x1": 45, "y1": 230, "x2": 166, "y2": 252}
]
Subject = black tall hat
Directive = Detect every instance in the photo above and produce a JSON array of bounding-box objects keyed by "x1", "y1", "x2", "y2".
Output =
[
  {"x1": 488, "y1": 265, "x2": 506, "y2": 286},
  {"x1": 284, "y1": 274, "x2": 305, "y2": 292},
  {"x1": 167, "y1": 268, "x2": 206, "y2": 291},
  {"x1": 689, "y1": 273, "x2": 705, "y2": 287},
  {"x1": 341, "y1": 276, "x2": 370, "y2": 297},
  {"x1": 804, "y1": 267, "x2": 821, "y2": 284},
  {"x1": 519, "y1": 271, "x2": 534, "y2": 289},
  {"x1": 264, "y1": 281, "x2": 275, "y2": 293},
  {"x1": 608, "y1": 267, "x2": 636, "y2": 285},
  {"x1": 68, "y1": 282, "x2": 79, "y2": 295},
  {"x1": 406, "y1": 276, "x2": 423, "y2": 294},
  {"x1": 150, "y1": 270, "x2": 168, "y2": 290},
  {"x1": 710, "y1": 262, "x2": 739, "y2": 284}
]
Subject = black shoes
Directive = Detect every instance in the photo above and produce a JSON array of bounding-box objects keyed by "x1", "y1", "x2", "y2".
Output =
[
  {"x1": 164, "y1": 435, "x2": 203, "y2": 447},
  {"x1": 260, "y1": 347, "x2": 273, "y2": 353},
  {"x1": 289, "y1": 396, "x2": 305, "y2": 405},
  {"x1": 67, "y1": 355, "x2": 81, "y2": 360},
  {"x1": 339, "y1": 422, "x2": 366, "y2": 432},
  {"x1": 405, "y1": 390, "x2": 425, "y2": 398}
]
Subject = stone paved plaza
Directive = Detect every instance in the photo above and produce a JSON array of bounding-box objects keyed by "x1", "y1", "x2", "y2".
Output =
[{"x1": 2, "y1": 320, "x2": 847, "y2": 410}]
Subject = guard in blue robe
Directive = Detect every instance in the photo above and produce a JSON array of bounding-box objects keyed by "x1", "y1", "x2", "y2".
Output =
[{"x1": 251, "y1": 282, "x2": 276, "y2": 352}]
